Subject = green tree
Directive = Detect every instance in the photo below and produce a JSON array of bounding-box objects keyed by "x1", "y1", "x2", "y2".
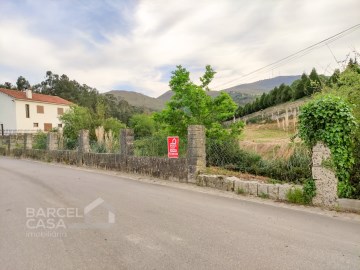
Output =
[
  {"x1": 0, "y1": 82, "x2": 14, "y2": 89},
  {"x1": 307, "y1": 68, "x2": 322, "y2": 95},
  {"x1": 129, "y1": 114, "x2": 156, "y2": 139},
  {"x1": 16, "y1": 76, "x2": 31, "y2": 90},
  {"x1": 102, "y1": 117, "x2": 126, "y2": 139},
  {"x1": 60, "y1": 106, "x2": 93, "y2": 149},
  {"x1": 155, "y1": 65, "x2": 240, "y2": 139}
]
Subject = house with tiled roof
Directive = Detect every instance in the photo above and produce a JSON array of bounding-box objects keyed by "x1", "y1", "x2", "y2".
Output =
[{"x1": 0, "y1": 88, "x2": 72, "y2": 133}]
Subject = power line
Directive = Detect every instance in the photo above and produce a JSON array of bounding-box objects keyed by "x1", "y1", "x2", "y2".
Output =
[{"x1": 213, "y1": 23, "x2": 360, "y2": 90}]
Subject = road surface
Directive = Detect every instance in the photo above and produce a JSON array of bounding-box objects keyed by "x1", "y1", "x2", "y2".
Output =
[{"x1": 0, "y1": 157, "x2": 359, "y2": 270}]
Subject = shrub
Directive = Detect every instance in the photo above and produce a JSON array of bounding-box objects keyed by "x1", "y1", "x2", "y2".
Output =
[
  {"x1": 302, "y1": 178, "x2": 316, "y2": 204},
  {"x1": 206, "y1": 140, "x2": 311, "y2": 183},
  {"x1": 33, "y1": 132, "x2": 47, "y2": 150},
  {"x1": 286, "y1": 188, "x2": 304, "y2": 204}
]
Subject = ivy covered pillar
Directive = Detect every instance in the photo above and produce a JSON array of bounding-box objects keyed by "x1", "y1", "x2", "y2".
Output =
[{"x1": 312, "y1": 142, "x2": 338, "y2": 207}]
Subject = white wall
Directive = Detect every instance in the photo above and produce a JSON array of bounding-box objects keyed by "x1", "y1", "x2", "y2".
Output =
[
  {"x1": 15, "y1": 100, "x2": 70, "y2": 131},
  {"x1": 0, "y1": 92, "x2": 17, "y2": 130}
]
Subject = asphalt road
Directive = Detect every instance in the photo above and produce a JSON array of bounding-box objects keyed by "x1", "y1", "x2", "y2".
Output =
[{"x1": 0, "y1": 157, "x2": 359, "y2": 270}]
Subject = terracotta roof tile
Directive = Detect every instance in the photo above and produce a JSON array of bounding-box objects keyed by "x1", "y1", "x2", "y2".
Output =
[{"x1": 0, "y1": 88, "x2": 72, "y2": 105}]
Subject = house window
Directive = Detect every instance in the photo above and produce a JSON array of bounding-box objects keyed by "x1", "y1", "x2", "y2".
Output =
[
  {"x1": 37, "y1": 105, "x2": 44, "y2": 114},
  {"x1": 58, "y1": 124, "x2": 63, "y2": 128},
  {"x1": 57, "y1": 108, "x2": 64, "y2": 115},
  {"x1": 33, "y1": 123, "x2": 39, "y2": 128},
  {"x1": 25, "y1": 104, "x2": 30, "y2": 118},
  {"x1": 44, "y1": 123, "x2": 52, "y2": 131}
]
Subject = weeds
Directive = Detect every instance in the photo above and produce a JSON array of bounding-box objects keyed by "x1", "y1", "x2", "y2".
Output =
[
  {"x1": 236, "y1": 187, "x2": 245, "y2": 195},
  {"x1": 259, "y1": 192, "x2": 269, "y2": 199},
  {"x1": 286, "y1": 188, "x2": 305, "y2": 204}
]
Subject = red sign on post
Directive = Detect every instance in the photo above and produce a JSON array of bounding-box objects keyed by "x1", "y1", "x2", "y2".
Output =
[{"x1": 167, "y1": 136, "x2": 179, "y2": 158}]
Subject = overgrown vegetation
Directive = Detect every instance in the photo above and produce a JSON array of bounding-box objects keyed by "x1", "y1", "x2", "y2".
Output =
[
  {"x1": 32, "y1": 132, "x2": 47, "y2": 150},
  {"x1": 286, "y1": 188, "x2": 305, "y2": 204},
  {"x1": 154, "y1": 65, "x2": 243, "y2": 140},
  {"x1": 302, "y1": 178, "x2": 316, "y2": 204},
  {"x1": 286, "y1": 179, "x2": 316, "y2": 205},
  {"x1": 60, "y1": 105, "x2": 125, "y2": 150},
  {"x1": 299, "y1": 95, "x2": 356, "y2": 198},
  {"x1": 207, "y1": 139, "x2": 311, "y2": 183}
]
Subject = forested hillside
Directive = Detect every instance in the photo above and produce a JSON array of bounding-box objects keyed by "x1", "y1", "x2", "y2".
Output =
[{"x1": 235, "y1": 68, "x2": 327, "y2": 117}]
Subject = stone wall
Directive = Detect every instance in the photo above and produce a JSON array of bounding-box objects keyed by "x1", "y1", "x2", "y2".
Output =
[
  {"x1": 312, "y1": 142, "x2": 338, "y2": 207},
  {"x1": 197, "y1": 174, "x2": 302, "y2": 201},
  {"x1": 6, "y1": 148, "x2": 188, "y2": 182}
]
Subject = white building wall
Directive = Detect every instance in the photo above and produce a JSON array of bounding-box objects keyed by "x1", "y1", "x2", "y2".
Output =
[
  {"x1": 15, "y1": 100, "x2": 70, "y2": 131},
  {"x1": 0, "y1": 92, "x2": 17, "y2": 130}
]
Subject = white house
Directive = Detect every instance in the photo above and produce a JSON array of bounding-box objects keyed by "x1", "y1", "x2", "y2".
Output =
[{"x1": 0, "y1": 88, "x2": 72, "y2": 133}]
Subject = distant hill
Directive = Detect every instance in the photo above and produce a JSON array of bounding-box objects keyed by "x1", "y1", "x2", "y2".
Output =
[
  {"x1": 222, "y1": 75, "x2": 301, "y2": 94},
  {"x1": 157, "y1": 90, "x2": 222, "y2": 101},
  {"x1": 158, "y1": 75, "x2": 300, "y2": 105},
  {"x1": 105, "y1": 90, "x2": 165, "y2": 111},
  {"x1": 156, "y1": 90, "x2": 256, "y2": 107},
  {"x1": 107, "y1": 75, "x2": 301, "y2": 111}
]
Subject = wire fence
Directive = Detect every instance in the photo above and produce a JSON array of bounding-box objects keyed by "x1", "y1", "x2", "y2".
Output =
[
  {"x1": 134, "y1": 136, "x2": 188, "y2": 157},
  {"x1": 206, "y1": 138, "x2": 312, "y2": 183},
  {"x1": 0, "y1": 129, "x2": 40, "y2": 136}
]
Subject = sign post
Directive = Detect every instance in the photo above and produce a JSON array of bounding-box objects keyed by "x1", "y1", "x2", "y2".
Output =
[{"x1": 167, "y1": 136, "x2": 179, "y2": 158}]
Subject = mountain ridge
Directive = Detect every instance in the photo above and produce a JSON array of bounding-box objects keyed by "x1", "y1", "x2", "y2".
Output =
[{"x1": 106, "y1": 75, "x2": 301, "y2": 111}]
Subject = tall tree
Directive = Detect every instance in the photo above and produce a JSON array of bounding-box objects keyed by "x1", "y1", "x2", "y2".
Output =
[
  {"x1": 16, "y1": 76, "x2": 31, "y2": 90},
  {"x1": 155, "y1": 65, "x2": 241, "y2": 139}
]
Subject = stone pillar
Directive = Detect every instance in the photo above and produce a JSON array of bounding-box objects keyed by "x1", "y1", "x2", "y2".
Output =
[
  {"x1": 9, "y1": 135, "x2": 17, "y2": 151},
  {"x1": 58, "y1": 130, "x2": 64, "y2": 150},
  {"x1": 77, "y1": 130, "x2": 90, "y2": 166},
  {"x1": 47, "y1": 132, "x2": 59, "y2": 151},
  {"x1": 24, "y1": 134, "x2": 33, "y2": 150},
  {"x1": 187, "y1": 125, "x2": 206, "y2": 183},
  {"x1": 312, "y1": 142, "x2": 338, "y2": 207},
  {"x1": 78, "y1": 130, "x2": 90, "y2": 153},
  {"x1": 120, "y1": 129, "x2": 134, "y2": 156}
]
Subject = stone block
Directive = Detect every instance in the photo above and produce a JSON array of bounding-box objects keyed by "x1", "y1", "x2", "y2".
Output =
[
  {"x1": 248, "y1": 181, "x2": 258, "y2": 195},
  {"x1": 257, "y1": 184, "x2": 269, "y2": 197},
  {"x1": 278, "y1": 184, "x2": 291, "y2": 201},
  {"x1": 223, "y1": 177, "x2": 235, "y2": 191},
  {"x1": 268, "y1": 184, "x2": 279, "y2": 199},
  {"x1": 234, "y1": 179, "x2": 249, "y2": 194},
  {"x1": 196, "y1": 175, "x2": 206, "y2": 186},
  {"x1": 337, "y1": 199, "x2": 360, "y2": 213}
]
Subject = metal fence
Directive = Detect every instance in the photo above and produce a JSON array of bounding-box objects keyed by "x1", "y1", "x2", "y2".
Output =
[{"x1": 0, "y1": 129, "x2": 40, "y2": 136}]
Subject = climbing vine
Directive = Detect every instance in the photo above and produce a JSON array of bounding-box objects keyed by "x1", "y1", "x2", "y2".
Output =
[{"x1": 298, "y1": 95, "x2": 357, "y2": 197}]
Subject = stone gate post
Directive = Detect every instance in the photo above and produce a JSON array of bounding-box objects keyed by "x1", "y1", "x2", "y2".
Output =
[
  {"x1": 187, "y1": 125, "x2": 206, "y2": 183},
  {"x1": 47, "y1": 132, "x2": 59, "y2": 151},
  {"x1": 24, "y1": 133, "x2": 33, "y2": 150},
  {"x1": 120, "y1": 129, "x2": 134, "y2": 156},
  {"x1": 77, "y1": 130, "x2": 90, "y2": 166},
  {"x1": 312, "y1": 142, "x2": 338, "y2": 207}
]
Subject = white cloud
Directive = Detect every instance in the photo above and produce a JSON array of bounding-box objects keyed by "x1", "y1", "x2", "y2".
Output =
[{"x1": 0, "y1": 0, "x2": 359, "y2": 97}]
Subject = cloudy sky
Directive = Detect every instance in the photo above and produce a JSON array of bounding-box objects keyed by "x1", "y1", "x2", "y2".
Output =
[{"x1": 0, "y1": 0, "x2": 359, "y2": 97}]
